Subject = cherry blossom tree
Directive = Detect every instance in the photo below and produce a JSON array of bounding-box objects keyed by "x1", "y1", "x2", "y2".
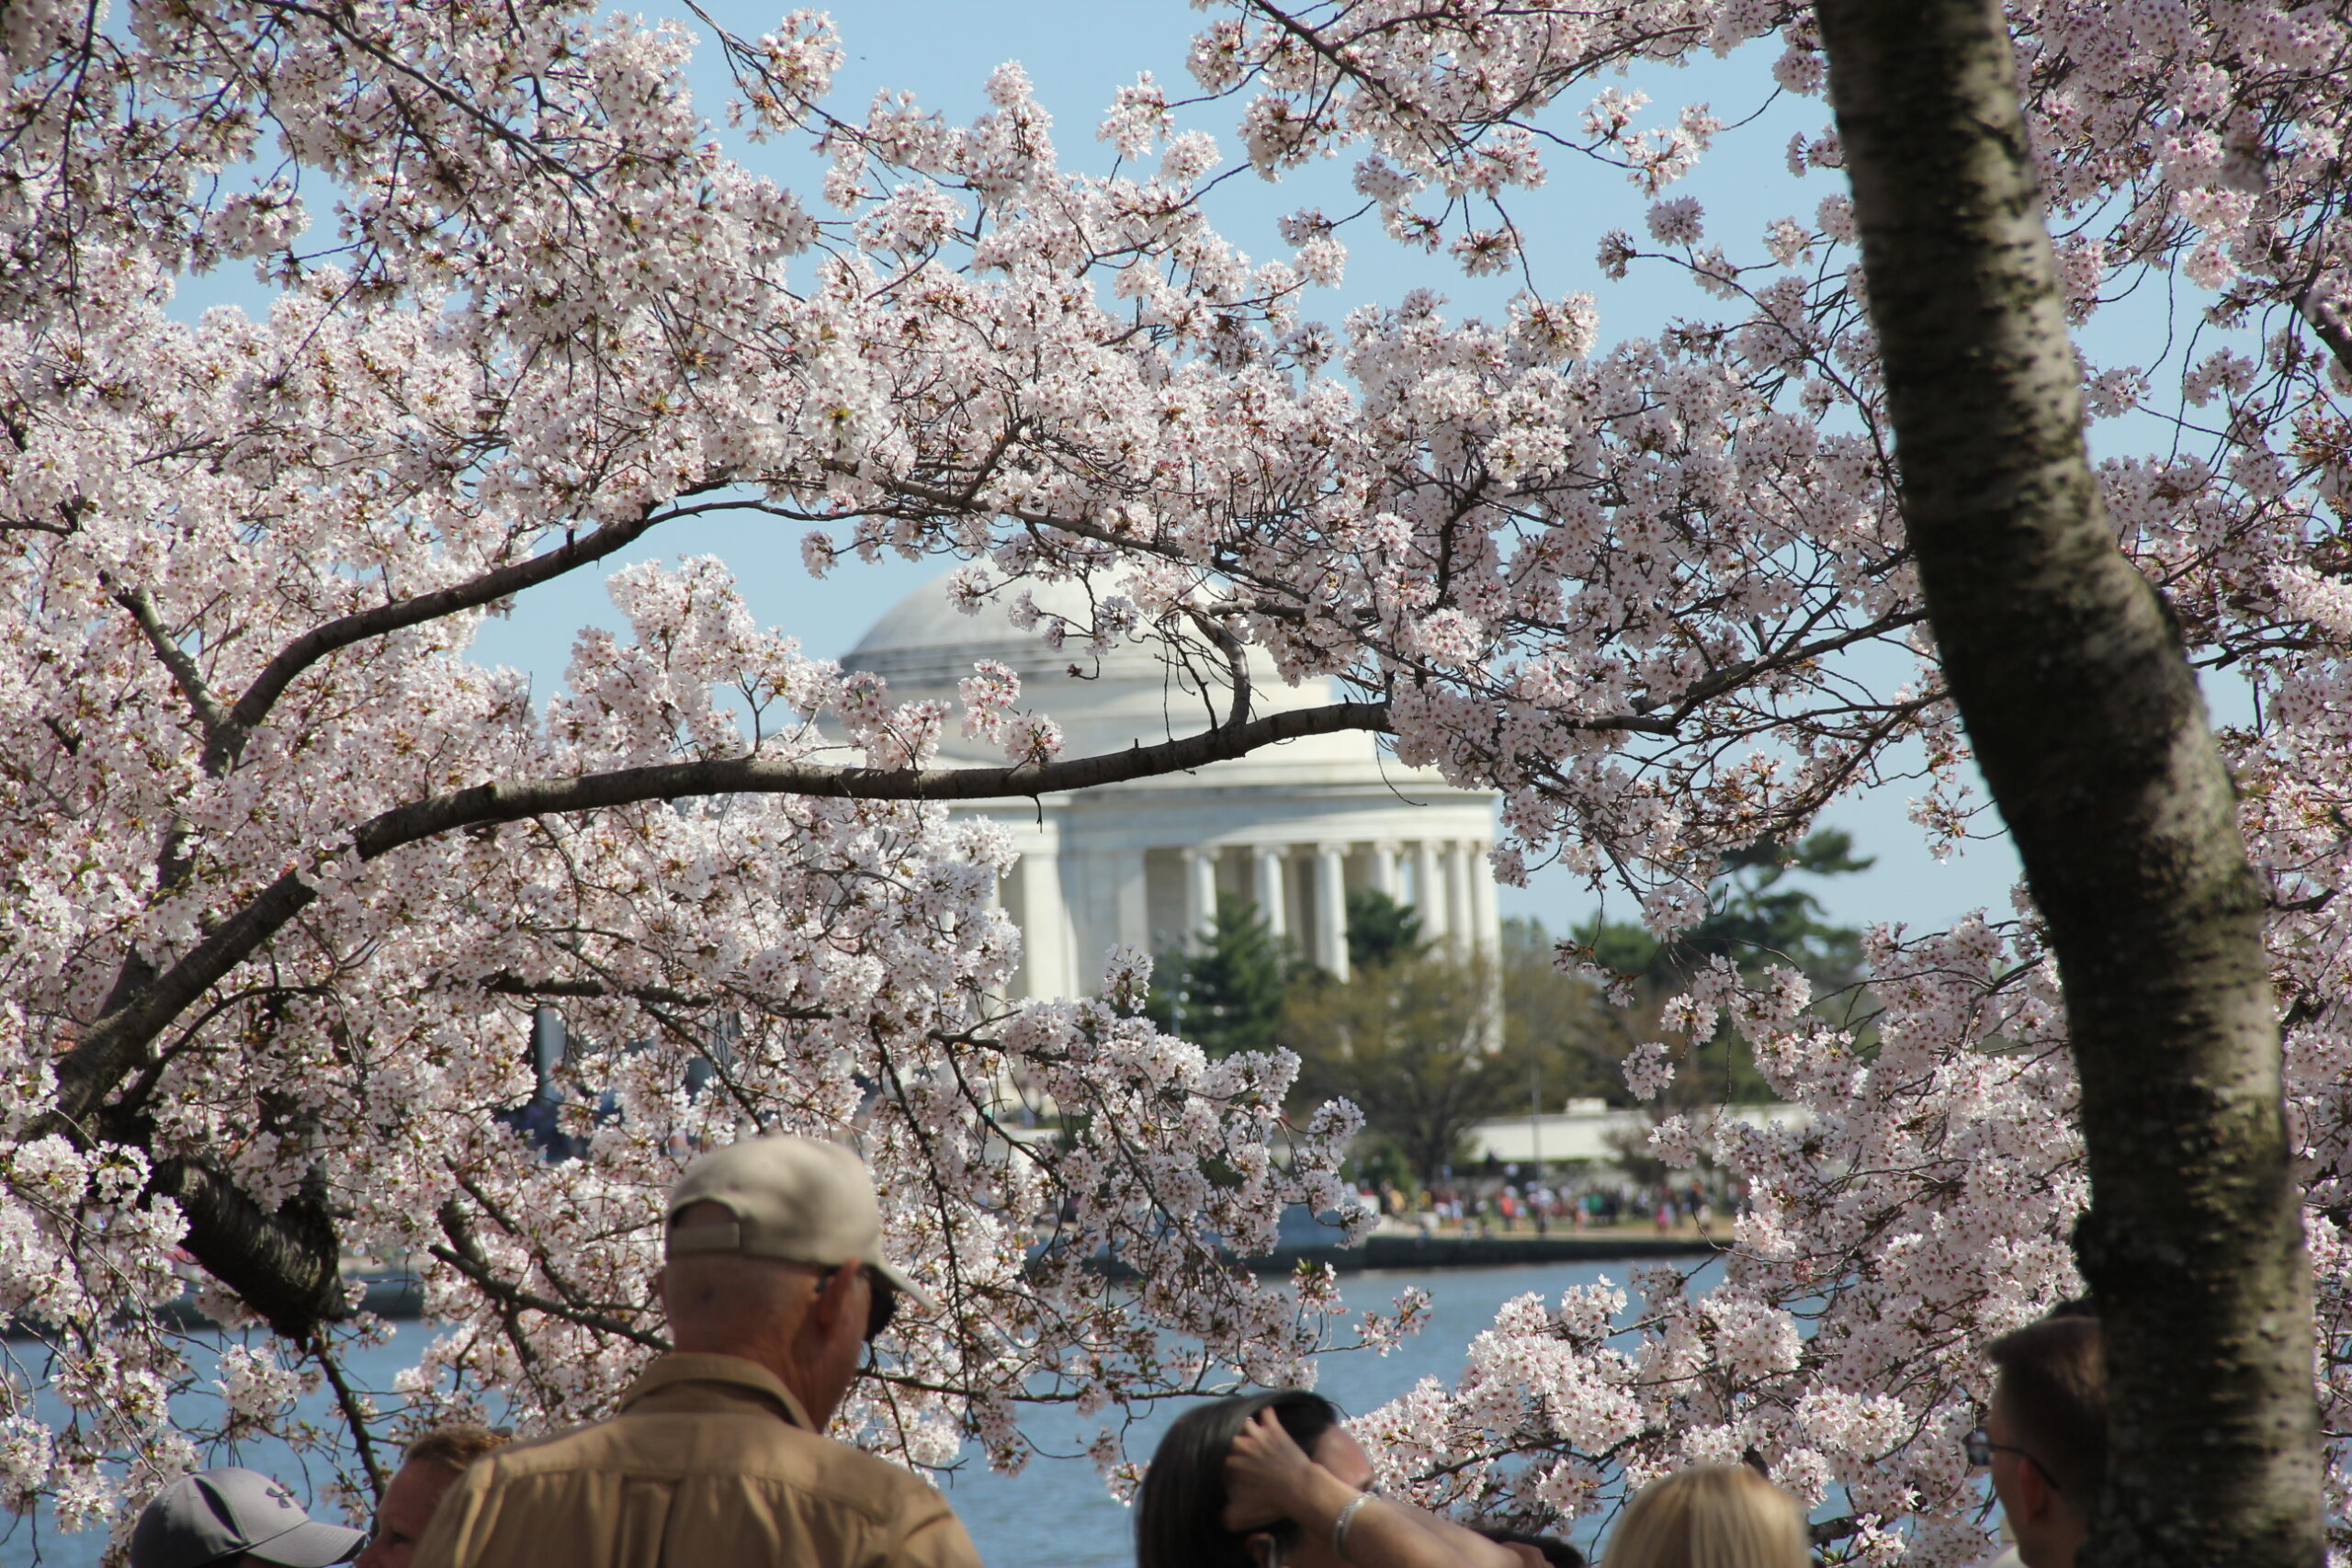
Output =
[
  {"x1": 3, "y1": 0, "x2": 2349, "y2": 1562},
  {"x1": 1182, "y1": 1, "x2": 2350, "y2": 1563},
  {"x1": 0, "y1": 1, "x2": 1395, "y2": 1540}
]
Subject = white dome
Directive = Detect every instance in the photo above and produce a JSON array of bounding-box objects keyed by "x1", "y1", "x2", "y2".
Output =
[
  {"x1": 842, "y1": 573, "x2": 1329, "y2": 761},
  {"x1": 843, "y1": 574, "x2": 1167, "y2": 692}
]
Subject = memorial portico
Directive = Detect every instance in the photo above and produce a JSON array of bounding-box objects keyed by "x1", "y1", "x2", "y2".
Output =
[{"x1": 844, "y1": 576, "x2": 1505, "y2": 998}]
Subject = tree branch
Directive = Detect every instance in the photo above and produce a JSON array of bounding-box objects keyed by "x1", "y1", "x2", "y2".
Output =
[
  {"x1": 430, "y1": 1191, "x2": 669, "y2": 1350},
  {"x1": 44, "y1": 700, "x2": 1393, "y2": 1133},
  {"x1": 310, "y1": 1332, "x2": 389, "y2": 1498},
  {"x1": 425, "y1": 1241, "x2": 668, "y2": 1348},
  {"x1": 476, "y1": 972, "x2": 720, "y2": 1009},
  {"x1": 107, "y1": 579, "x2": 232, "y2": 750},
  {"x1": 145, "y1": 1156, "x2": 346, "y2": 1338},
  {"x1": 208, "y1": 503, "x2": 682, "y2": 773},
  {"x1": 2294, "y1": 275, "x2": 2352, "y2": 378}
]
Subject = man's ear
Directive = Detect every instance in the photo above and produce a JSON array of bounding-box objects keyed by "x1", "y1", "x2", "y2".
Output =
[
  {"x1": 808, "y1": 1260, "x2": 860, "y2": 1337},
  {"x1": 2010, "y1": 1455, "x2": 2056, "y2": 1525}
]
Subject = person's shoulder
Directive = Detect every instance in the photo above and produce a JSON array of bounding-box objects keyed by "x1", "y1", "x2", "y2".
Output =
[
  {"x1": 794, "y1": 1429, "x2": 955, "y2": 1508},
  {"x1": 455, "y1": 1414, "x2": 632, "y2": 1479},
  {"x1": 794, "y1": 1443, "x2": 977, "y2": 1567}
]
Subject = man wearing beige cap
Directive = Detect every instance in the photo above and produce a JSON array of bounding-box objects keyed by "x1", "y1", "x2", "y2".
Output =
[{"x1": 414, "y1": 1135, "x2": 980, "y2": 1568}]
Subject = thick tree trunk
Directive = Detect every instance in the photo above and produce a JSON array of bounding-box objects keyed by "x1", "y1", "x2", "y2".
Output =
[
  {"x1": 1813, "y1": 3, "x2": 2323, "y2": 1565},
  {"x1": 147, "y1": 1157, "x2": 347, "y2": 1337}
]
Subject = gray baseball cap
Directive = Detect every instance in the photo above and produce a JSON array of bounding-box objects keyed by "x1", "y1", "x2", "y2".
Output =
[
  {"x1": 130, "y1": 1467, "x2": 365, "y2": 1568},
  {"x1": 665, "y1": 1134, "x2": 932, "y2": 1310}
]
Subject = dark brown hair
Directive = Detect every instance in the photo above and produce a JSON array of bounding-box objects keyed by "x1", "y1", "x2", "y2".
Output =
[
  {"x1": 1136, "y1": 1391, "x2": 1342, "y2": 1568},
  {"x1": 1986, "y1": 1314, "x2": 2105, "y2": 1498},
  {"x1": 1483, "y1": 1528, "x2": 1588, "y2": 1567},
  {"x1": 403, "y1": 1424, "x2": 508, "y2": 1475}
]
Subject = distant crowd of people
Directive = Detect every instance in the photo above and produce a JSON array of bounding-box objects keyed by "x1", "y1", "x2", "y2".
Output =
[
  {"x1": 1374, "y1": 1179, "x2": 1722, "y2": 1238},
  {"x1": 130, "y1": 1135, "x2": 2103, "y2": 1568}
]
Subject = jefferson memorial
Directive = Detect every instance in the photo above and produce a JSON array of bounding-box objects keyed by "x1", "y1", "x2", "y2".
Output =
[{"x1": 844, "y1": 576, "x2": 1503, "y2": 998}]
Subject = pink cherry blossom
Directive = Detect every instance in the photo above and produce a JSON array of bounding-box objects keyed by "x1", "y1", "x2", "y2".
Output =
[{"x1": 2, "y1": 0, "x2": 2349, "y2": 1558}]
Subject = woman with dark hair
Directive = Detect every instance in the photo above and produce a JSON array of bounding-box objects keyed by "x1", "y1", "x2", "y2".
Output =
[{"x1": 1137, "y1": 1391, "x2": 1521, "y2": 1568}]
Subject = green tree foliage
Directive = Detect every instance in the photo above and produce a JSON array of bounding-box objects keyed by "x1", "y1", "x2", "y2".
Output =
[
  {"x1": 1499, "y1": 915, "x2": 1632, "y2": 1106},
  {"x1": 1144, "y1": 892, "x2": 1295, "y2": 1056},
  {"x1": 1185, "y1": 847, "x2": 1871, "y2": 1180},
  {"x1": 1343, "y1": 888, "x2": 1425, "y2": 970},
  {"x1": 1662, "y1": 829, "x2": 1872, "y2": 988},
  {"x1": 1282, "y1": 948, "x2": 1510, "y2": 1186},
  {"x1": 1570, "y1": 829, "x2": 1874, "y2": 1105},
  {"x1": 1498, "y1": 831, "x2": 1875, "y2": 1111},
  {"x1": 1576, "y1": 829, "x2": 1871, "y2": 987}
]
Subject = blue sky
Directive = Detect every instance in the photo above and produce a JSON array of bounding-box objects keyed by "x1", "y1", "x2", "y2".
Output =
[{"x1": 185, "y1": 0, "x2": 2224, "y2": 938}]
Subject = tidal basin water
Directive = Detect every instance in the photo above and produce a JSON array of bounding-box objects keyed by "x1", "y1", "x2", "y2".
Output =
[{"x1": 4, "y1": 1258, "x2": 1707, "y2": 1568}]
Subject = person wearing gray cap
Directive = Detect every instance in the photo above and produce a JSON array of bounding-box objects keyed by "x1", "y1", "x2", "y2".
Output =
[
  {"x1": 414, "y1": 1134, "x2": 981, "y2": 1568},
  {"x1": 130, "y1": 1467, "x2": 366, "y2": 1568}
]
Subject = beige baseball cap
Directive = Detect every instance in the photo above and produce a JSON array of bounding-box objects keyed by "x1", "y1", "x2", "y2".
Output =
[{"x1": 664, "y1": 1134, "x2": 932, "y2": 1311}]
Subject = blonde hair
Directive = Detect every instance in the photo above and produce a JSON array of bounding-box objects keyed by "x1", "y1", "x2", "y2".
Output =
[{"x1": 1605, "y1": 1465, "x2": 1810, "y2": 1568}]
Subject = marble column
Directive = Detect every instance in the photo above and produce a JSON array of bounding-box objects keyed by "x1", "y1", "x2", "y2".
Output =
[
  {"x1": 1253, "y1": 844, "x2": 1290, "y2": 942},
  {"x1": 1371, "y1": 840, "x2": 1401, "y2": 901},
  {"x1": 1314, "y1": 842, "x2": 1351, "y2": 981},
  {"x1": 1113, "y1": 847, "x2": 1149, "y2": 955},
  {"x1": 1182, "y1": 845, "x2": 1219, "y2": 940},
  {"x1": 1413, "y1": 839, "x2": 1449, "y2": 943},
  {"x1": 1468, "y1": 840, "x2": 1499, "y2": 959},
  {"x1": 1014, "y1": 843, "x2": 1075, "y2": 999},
  {"x1": 1465, "y1": 839, "x2": 1503, "y2": 1048},
  {"x1": 1444, "y1": 840, "x2": 1474, "y2": 953}
]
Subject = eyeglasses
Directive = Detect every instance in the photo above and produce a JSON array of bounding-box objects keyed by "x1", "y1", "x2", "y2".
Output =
[
  {"x1": 822, "y1": 1264, "x2": 899, "y2": 1342},
  {"x1": 1964, "y1": 1427, "x2": 2060, "y2": 1491}
]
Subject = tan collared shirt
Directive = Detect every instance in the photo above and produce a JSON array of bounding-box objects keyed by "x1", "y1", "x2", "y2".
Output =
[{"x1": 413, "y1": 1353, "x2": 982, "y2": 1568}]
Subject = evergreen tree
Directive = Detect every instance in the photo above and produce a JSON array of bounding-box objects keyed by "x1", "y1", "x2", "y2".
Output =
[
  {"x1": 1144, "y1": 892, "x2": 1295, "y2": 1056},
  {"x1": 1343, "y1": 888, "x2": 1425, "y2": 971},
  {"x1": 1563, "y1": 828, "x2": 1875, "y2": 1103},
  {"x1": 1666, "y1": 829, "x2": 1872, "y2": 987},
  {"x1": 1575, "y1": 829, "x2": 1872, "y2": 990}
]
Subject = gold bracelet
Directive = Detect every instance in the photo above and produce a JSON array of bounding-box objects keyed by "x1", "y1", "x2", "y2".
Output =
[{"x1": 1332, "y1": 1493, "x2": 1375, "y2": 1561}]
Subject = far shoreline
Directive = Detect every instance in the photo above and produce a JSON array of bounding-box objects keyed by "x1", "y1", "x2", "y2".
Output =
[
  {"x1": 8, "y1": 1235, "x2": 1722, "y2": 1339},
  {"x1": 1223, "y1": 1230, "x2": 1720, "y2": 1278}
]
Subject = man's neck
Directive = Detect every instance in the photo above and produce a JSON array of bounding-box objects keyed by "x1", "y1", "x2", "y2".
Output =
[
  {"x1": 2018, "y1": 1509, "x2": 2084, "y2": 1568},
  {"x1": 672, "y1": 1337, "x2": 829, "y2": 1425}
]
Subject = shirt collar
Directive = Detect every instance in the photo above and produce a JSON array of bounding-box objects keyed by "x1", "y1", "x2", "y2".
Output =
[{"x1": 618, "y1": 1352, "x2": 816, "y2": 1429}]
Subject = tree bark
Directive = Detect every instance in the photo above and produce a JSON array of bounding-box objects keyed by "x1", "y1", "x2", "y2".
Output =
[
  {"x1": 1813, "y1": 3, "x2": 2323, "y2": 1565},
  {"x1": 147, "y1": 1156, "x2": 347, "y2": 1337}
]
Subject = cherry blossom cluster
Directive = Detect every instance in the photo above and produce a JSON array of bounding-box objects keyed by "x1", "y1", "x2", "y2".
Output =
[
  {"x1": 0, "y1": 3, "x2": 1375, "y2": 1522},
  {"x1": 1349, "y1": 922, "x2": 2092, "y2": 1567},
  {"x1": 2, "y1": 0, "x2": 2349, "y2": 1559}
]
